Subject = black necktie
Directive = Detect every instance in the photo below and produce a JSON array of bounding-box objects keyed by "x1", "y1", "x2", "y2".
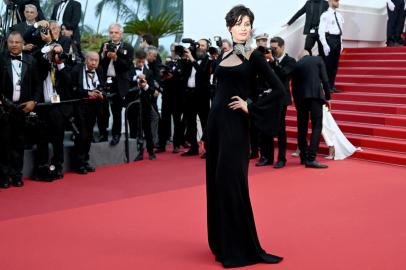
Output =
[
  {"x1": 334, "y1": 11, "x2": 343, "y2": 35},
  {"x1": 10, "y1": 55, "x2": 22, "y2": 61}
]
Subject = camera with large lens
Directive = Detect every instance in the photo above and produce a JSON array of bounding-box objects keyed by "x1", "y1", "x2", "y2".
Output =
[
  {"x1": 32, "y1": 26, "x2": 50, "y2": 38},
  {"x1": 257, "y1": 45, "x2": 277, "y2": 56},
  {"x1": 106, "y1": 41, "x2": 117, "y2": 53},
  {"x1": 213, "y1": 36, "x2": 222, "y2": 47},
  {"x1": 174, "y1": 38, "x2": 200, "y2": 57}
]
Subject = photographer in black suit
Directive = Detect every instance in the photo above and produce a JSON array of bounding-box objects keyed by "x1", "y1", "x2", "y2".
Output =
[
  {"x1": 292, "y1": 51, "x2": 331, "y2": 168},
  {"x1": 51, "y1": 0, "x2": 82, "y2": 44},
  {"x1": 0, "y1": 31, "x2": 41, "y2": 188},
  {"x1": 181, "y1": 39, "x2": 212, "y2": 157},
  {"x1": 32, "y1": 43, "x2": 74, "y2": 181},
  {"x1": 284, "y1": 0, "x2": 329, "y2": 56},
  {"x1": 99, "y1": 23, "x2": 134, "y2": 146},
  {"x1": 257, "y1": 36, "x2": 296, "y2": 169},
  {"x1": 10, "y1": 4, "x2": 38, "y2": 53},
  {"x1": 129, "y1": 50, "x2": 156, "y2": 161},
  {"x1": 70, "y1": 52, "x2": 105, "y2": 174}
]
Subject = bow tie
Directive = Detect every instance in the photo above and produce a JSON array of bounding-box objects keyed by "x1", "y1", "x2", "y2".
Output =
[
  {"x1": 135, "y1": 67, "x2": 142, "y2": 71},
  {"x1": 86, "y1": 70, "x2": 95, "y2": 74},
  {"x1": 61, "y1": 0, "x2": 68, "y2": 3},
  {"x1": 10, "y1": 54, "x2": 22, "y2": 61}
]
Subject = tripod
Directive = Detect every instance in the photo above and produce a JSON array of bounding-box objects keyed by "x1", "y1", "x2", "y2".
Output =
[{"x1": 0, "y1": 1, "x2": 22, "y2": 51}]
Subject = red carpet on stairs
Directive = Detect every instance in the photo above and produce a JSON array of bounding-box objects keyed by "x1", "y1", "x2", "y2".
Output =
[
  {"x1": 286, "y1": 46, "x2": 406, "y2": 166},
  {"x1": 0, "y1": 151, "x2": 405, "y2": 270}
]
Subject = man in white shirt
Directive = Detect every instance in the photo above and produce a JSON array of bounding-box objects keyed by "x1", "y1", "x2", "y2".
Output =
[{"x1": 318, "y1": 0, "x2": 344, "y2": 93}]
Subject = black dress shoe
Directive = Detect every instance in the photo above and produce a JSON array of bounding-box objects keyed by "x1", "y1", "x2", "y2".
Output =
[
  {"x1": 149, "y1": 153, "x2": 157, "y2": 160},
  {"x1": 11, "y1": 177, "x2": 24, "y2": 187},
  {"x1": 98, "y1": 134, "x2": 108, "y2": 143},
  {"x1": 249, "y1": 151, "x2": 259, "y2": 159},
  {"x1": 172, "y1": 146, "x2": 180, "y2": 153},
  {"x1": 255, "y1": 157, "x2": 272, "y2": 167},
  {"x1": 85, "y1": 164, "x2": 96, "y2": 173},
  {"x1": 274, "y1": 160, "x2": 286, "y2": 169},
  {"x1": 76, "y1": 166, "x2": 88, "y2": 174},
  {"x1": 181, "y1": 149, "x2": 199, "y2": 156},
  {"x1": 155, "y1": 147, "x2": 166, "y2": 153},
  {"x1": 134, "y1": 153, "x2": 144, "y2": 162},
  {"x1": 110, "y1": 135, "x2": 120, "y2": 146},
  {"x1": 0, "y1": 180, "x2": 10, "y2": 189},
  {"x1": 305, "y1": 160, "x2": 328, "y2": 169}
]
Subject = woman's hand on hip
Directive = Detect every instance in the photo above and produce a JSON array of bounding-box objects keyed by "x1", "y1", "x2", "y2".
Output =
[{"x1": 228, "y1": 96, "x2": 248, "y2": 114}]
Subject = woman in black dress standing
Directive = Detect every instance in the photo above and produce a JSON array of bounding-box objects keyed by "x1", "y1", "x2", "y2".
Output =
[{"x1": 206, "y1": 5, "x2": 285, "y2": 268}]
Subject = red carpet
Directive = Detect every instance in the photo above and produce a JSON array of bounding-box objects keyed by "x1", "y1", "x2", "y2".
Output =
[
  {"x1": 1, "y1": 151, "x2": 406, "y2": 270},
  {"x1": 286, "y1": 46, "x2": 406, "y2": 166}
]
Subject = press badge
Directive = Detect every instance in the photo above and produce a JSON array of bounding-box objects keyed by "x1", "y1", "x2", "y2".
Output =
[
  {"x1": 123, "y1": 49, "x2": 127, "y2": 55},
  {"x1": 51, "y1": 94, "x2": 61, "y2": 103},
  {"x1": 310, "y1": 29, "x2": 316, "y2": 34}
]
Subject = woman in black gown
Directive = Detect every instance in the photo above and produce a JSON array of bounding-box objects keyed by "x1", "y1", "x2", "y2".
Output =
[{"x1": 206, "y1": 5, "x2": 285, "y2": 268}]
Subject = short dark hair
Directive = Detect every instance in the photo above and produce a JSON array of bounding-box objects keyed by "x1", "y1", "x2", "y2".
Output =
[
  {"x1": 7, "y1": 31, "x2": 23, "y2": 40},
  {"x1": 270, "y1": 36, "x2": 285, "y2": 48},
  {"x1": 135, "y1": 49, "x2": 147, "y2": 60},
  {"x1": 142, "y1": 34, "x2": 154, "y2": 45},
  {"x1": 225, "y1": 5, "x2": 254, "y2": 29}
]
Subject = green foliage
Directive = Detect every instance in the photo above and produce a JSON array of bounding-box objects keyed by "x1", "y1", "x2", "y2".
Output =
[
  {"x1": 80, "y1": 32, "x2": 106, "y2": 52},
  {"x1": 124, "y1": 12, "x2": 183, "y2": 46}
]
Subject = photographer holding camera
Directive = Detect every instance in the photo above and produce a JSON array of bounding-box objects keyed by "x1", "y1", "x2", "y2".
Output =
[
  {"x1": 69, "y1": 51, "x2": 105, "y2": 174},
  {"x1": 0, "y1": 31, "x2": 41, "y2": 188},
  {"x1": 32, "y1": 40, "x2": 74, "y2": 181},
  {"x1": 99, "y1": 23, "x2": 134, "y2": 146},
  {"x1": 129, "y1": 49, "x2": 156, "y2": 161},
  {"x1": 181, "y1": 38, "x2": 212, "y2": 157},
  {"x1": 155, "y1": 43, "x2": 186, "y2": 154},
  {"x1": 257, "y1": 36, "x2": 296, "y2": 169}
]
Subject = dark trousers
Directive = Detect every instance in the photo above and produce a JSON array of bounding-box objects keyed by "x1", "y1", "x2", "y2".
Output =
[
  {"x1": 325, "y1": 34, "x2": 341, "y2": 89},
  {"x1": 387, "y1": 1, "x2": 406, "y2": 44},
  {"x1": 36, "y1": 106, "x2": 67, "y2": 167},
  {"x1": 128, "y1": 98, "x2": 154, "y2": 154},
  {"x1": 110, "y1": 93, "x2": 125, "y2": 137},
  {"x1": 0, "y1": 111, "x2": 25, "y2": 179},
  {"x1": 296, "y1": 99, "x2": 323, "y2": 162},
  {"x1": 74, "y1": 101, "x2": 99, "y2": 167},
  {"x1": 259, "y1": 105, "x2": 288, "y2": 163},
  {"x1": 184, "y1": 88, "x2": 210, "y2": 151},
  {"x1": 96, "y1": 97, "x2": 109, "y2": 137},
  {"x1": 305, "y1": 33, "x2": 325, "y2": 57},
  {"x1": 158, "y1": 95, "x2": 184, "y2": 148}
]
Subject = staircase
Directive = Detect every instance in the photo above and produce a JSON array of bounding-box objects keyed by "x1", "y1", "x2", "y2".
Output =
[{"x1": 285, "y1": 47, "x2": 406, "y2": 166}]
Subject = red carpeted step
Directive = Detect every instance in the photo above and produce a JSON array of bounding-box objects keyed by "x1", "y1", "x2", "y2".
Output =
[
  {"x1": 334, "y1": 82, "x2": 406, "y2": 94},
  {"x1": 338, "y1": 67, "x2": 406, "y2": 76},
  {"x1": 339, "y1": 60, "x2": 406, "y2": 68},
  {"x1": 286, "y1": 108, "x2": 406, "y2": 127},
  {"x1": 285, "y1": 127, "x2": 406, "y2": 153},
  {"x1": 285, "y1": 116, "x2": 406, "y2": 140},
  {"x1": 285, "y1": 138, "x2": 406, "y2": 166},
  {"x1": 336, "y1": 75, "x2": 406, "y2": 86},
  {"x1": 330, "y1": 100, "x2": 406, "y2": 115},
  {"x1": 341, "y1": 53, "x2": 406, "y2": 61},
  {"x1": 343, "y1": 47, "x2": 406, "y2": 53},
  {"x1": 331, "y1": 92, "x2": 406, "y2": 105}
]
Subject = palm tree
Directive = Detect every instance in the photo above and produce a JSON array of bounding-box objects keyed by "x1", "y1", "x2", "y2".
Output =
[{"x1": 124, "y1": 12, "x2": 183, "y2": 47}]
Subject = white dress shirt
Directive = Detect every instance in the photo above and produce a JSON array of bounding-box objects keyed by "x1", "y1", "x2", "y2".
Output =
[
  {"x1": 83, "y1": 67, "x2": 100, "y2": 91},
  {"x1": 11, "y1": 55, "x2": 23, "y2": 102},
  {"x1": 187, "y1": 60, "x2": 201, "y2": 88},
  {"x1": 318, "y1": 7, "x2": 344, "y2": 50}
]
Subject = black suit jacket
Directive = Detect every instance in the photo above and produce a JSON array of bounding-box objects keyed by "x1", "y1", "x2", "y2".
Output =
[
  {"x1": 10, "y1": 21, "x2": 32, "y2": 36},
  {"x1": 51, "y1": 0, "x2": 82, "y2": 43},
  {"x1": 15, "y1": 0, "x2": 45, "y2": 22},
  {"x1": 182, "y1": 55, "x2": 211, "y2": 96},
  {"x1": 99, "y1": 41, "x2": 134, "y2": 97},
  {"x1": 129, "y1": 66, "x2": 155, "y2": 107},
  {"x1": 287, "y1": 0, "x2": 329, "y2": 34},
  {"x1": 0, "y1": 53, "x2": 41, "y2": 104},
  {"x1": 271, "y1": 54, "x2": 296, "y2": 105},
  {"x1": 292, "y1": 55, "x2": 330, "y2": 104},
  {"x1": 69, "y1": 63, "x2": 105, "y2": 99}
]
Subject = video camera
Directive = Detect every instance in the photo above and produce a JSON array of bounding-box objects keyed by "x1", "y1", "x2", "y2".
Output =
[{"x1": 174, "y1": 38, "x2": 200, "y2": 58}]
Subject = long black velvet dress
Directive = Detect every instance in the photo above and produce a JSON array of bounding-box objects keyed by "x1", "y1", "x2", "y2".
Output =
[{"x1": 206, "y1": 50, "x2": 285, "y2": 268}]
